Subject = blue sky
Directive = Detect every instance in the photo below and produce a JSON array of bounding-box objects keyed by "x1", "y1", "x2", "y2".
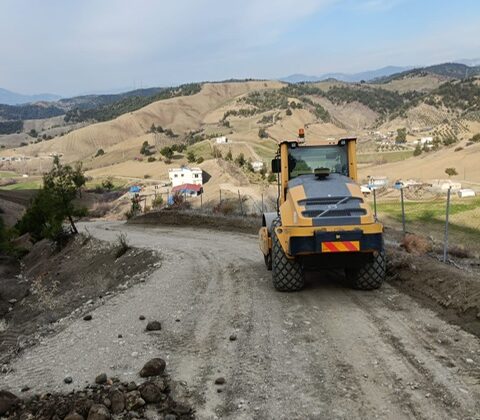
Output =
[{"x1": 1, "y1": 0, "x2": 479, "y2": 96}]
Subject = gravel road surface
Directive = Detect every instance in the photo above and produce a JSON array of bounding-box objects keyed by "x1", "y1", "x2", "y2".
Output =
[{"x1": 2, "y1": 221, "x2": 480, "y2": 419}]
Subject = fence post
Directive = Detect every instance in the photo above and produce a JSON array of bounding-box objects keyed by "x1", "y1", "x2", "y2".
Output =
[
  {"x1": 238, "y1": 190, "x2": 244, "y2": 216},
  {"x1": 400, "y1": 187, "x2": 406, "y2": 235},
  {"x1": 373, "y1": 188, "x2": 377, "y2": 221},
  {"x1": 261, "y1": 193, "x2": 264, "y2": 213},
  {"x1": 200, "y1": 192, "x2": 203, "y2": 211},
  {"x1": 219, "y1": 189, "x2": 222, "y2": 204},
  {"x1": 443, "y1": 187, "x2": 452, "y2": 263}
]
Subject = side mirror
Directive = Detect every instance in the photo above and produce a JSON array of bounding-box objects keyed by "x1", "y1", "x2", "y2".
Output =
[{"x1": 271, "y1": 158, "x2": 281, "y2": 173}]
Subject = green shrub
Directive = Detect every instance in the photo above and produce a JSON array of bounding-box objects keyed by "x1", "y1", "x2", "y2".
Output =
[
  {"x1": 235, "y1": 153, "x2": 246, "y2": 166},
  {"x1": 140, "y1": 141, "x2": 153, "y2": 156},
  {"x1": 258, "y1": 128, "x2": 268, "y2": 138},
  {"x1": 101, "y1": 178, "x2": 114, "y2": 190},
  {"x1": 16, "y1": 157, "x2": 87, "y2": 242},
  {"x1": 445, "y1": 167, "x2": 458, "y2": 177},
  {"x1": 413, "y1": 144, "x2": 422, "y2": 156},
  {"x1": 152, "y1": 195, "x2": 164, "y2": 209}
]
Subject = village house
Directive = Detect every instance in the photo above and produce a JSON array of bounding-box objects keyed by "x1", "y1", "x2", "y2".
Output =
[{"x1": 168, "y1": 166, "x2": 203, "y2": 188}]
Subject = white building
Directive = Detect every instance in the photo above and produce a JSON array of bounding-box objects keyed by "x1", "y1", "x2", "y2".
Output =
[
  {"x1": 414, "y1": 136, "x2": 433, "y2": 145},
  {"x1": 168, "y1": 166, "x2": 203, "y2": 188},
  {"x1": 457, "y1": 189, "x2": 476, "y2": 198},
  {"x1": 431, "y1": 179, "x2": 462, "y2": 192},
  {"x1": 215, "y1": 136, "x2": 228, "y2": 144},
  {"x1": 252, "y1": 161, "x2": 264, "y2": 172}
]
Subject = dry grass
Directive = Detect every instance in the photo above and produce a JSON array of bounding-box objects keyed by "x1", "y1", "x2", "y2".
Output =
[
  {"x1": 115, "y1": 232, "x2": 130, "y2": 259},
  {"x1": 401, "y1": 233, "x2": 433, "y2": 255}
]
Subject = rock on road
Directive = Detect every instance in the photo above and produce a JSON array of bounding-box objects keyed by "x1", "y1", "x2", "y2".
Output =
[{"x1": 2, "y1": 221, "x2": 480, "y2": 419}]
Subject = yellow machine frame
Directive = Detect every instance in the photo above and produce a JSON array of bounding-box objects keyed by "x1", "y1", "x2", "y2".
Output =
[{"x1": 259, "y1": 134, "x2": 383, "y2": 259}]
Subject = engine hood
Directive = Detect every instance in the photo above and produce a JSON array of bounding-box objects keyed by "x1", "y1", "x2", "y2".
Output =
[{"x1": 280, "y1": 173, "x2": 374, "y2": 227}]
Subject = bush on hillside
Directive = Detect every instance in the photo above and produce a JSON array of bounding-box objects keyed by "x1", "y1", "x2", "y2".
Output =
[
  {"x1": 101, "y1": 178, "x2": 114, "y2": 191},
  {"x1": 258, "y1": 128, "x2": 268, "y2": 138},
  {"x1": 445, "y1": 167, "x2": 458, "y2": 177},
  {"x1": 267, "y1": 173, "x2": 277, "y2": 183},
  {"x1": 152, "y1": 195, "x2": 164, "y2": 209},
  {"x1": 160, "y1": 146, "x2": 174, "y2": 159},
  {"x1": 16, "y1": 157, "x2": 87, "y2": 242}
]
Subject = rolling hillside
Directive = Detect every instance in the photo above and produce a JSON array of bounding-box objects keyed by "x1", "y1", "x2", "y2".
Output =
[
  {"x1": 1, "y1": 69, "x2": 480, "y2": 202},
  {"x1": 359, "y1": 129, "x2": 480, "y2": 185}
]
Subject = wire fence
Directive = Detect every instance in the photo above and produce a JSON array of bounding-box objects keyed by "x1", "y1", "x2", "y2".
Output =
[
  {"x1": 135, "y1": 187, "x2": 275, "y2": 218},
  {"x1": 370, "y1": 186, "x2": 480, "y2": 261},
  {"x1": 133, "y1": 183, "x2": 480, "y2": 263}
]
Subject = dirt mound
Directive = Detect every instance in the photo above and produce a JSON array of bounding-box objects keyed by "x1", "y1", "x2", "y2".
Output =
[
  {"x1": 128, "y1": 209, "x2": 261, "y2": 234},
  {"x1": 0, "y1": 234, "x2": 159, "y2": 363},
  {"x1": 401, "y1": 233, "x2": 433, "y2": 254},
  {"x1": 387, "y1": 245, "x2": 480, "y2": 337}
]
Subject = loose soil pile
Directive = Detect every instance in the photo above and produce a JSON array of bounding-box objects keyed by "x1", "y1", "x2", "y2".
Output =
[
  {"x1": 387, "y1": 245, "x2": 480, "y2": 337},
  {"x1": 0, "y1": 358, "x2": 194, "y2": 419},
  {"x1": 129, "y1": 209, "x2": 261, "y2": 235},
  {"x1": 0, "y1": 234, "x2": 159, "y2": 363}
]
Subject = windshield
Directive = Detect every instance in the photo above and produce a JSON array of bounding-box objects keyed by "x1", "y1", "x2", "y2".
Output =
[{"x1": 288, "y1": 145, "x2": 348, "y2": 179}]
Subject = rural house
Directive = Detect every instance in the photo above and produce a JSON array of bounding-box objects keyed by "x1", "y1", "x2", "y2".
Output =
[{"x1": 168, "y1": 166, "x2": 203, "y2": 188}]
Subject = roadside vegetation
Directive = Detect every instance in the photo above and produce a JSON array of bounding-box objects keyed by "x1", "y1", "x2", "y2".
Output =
[{"x1": 16, "y1": 157, "x2": 87, "y2": 242}]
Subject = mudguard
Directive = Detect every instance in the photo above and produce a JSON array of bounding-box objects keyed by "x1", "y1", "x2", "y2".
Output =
[{"x1": 262, "y1": 212, "x2": 279, "y2": 233}]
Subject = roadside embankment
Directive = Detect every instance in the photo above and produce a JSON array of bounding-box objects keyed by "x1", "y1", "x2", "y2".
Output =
[
  {"x1": 0, "y1": 233, "x2": 159, "y2": 363},
  {"x1": 128, "y1": 209, "x2": 262, "y2": 235}
]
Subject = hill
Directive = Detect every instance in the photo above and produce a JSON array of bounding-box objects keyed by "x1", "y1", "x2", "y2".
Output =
[
  {"x1": 0, "y1": 88, "x2": 61, "y2": 105},
  {"x1": 280, "y1": 66, "x2": 411, "y2": 84},
  {"x1": 374, "y1": 63, "x2": 480, "y2": 84},
  {"x1": 359, "y1": 127, "x2": 480, "y2": 185},
  {"x1": 2, "y1": 74, "x2": 480, "y2": 206}
]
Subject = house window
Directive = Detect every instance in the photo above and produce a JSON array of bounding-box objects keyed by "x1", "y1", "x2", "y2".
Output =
[
  {"x1": 181, "y1": 174, "x2": 184, "y2": 177},
  {"x1": 174, "y1": 174, "x2": 178, "y2": 177},
  {"x1": 194, "y1": 174, "x2": 199, "y2": 178}
]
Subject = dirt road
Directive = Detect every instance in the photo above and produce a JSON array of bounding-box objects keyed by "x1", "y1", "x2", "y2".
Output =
[{"x1": 2, "y1": 222, "x2": 480, "y2": 419}]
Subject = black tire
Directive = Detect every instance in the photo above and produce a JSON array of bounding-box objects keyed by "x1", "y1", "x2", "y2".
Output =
[
  {"x1": 271, "y1": 218, "x2": 304, "y2": 291},
  {"x1": 264, "y1": 252, "x2": 272, "y2": 271},
  {"x1": 346, "y1": 250, "x2": 386, "y2": 290}
]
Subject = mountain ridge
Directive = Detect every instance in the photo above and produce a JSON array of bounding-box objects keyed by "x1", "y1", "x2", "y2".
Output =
[{"x1": 0, "y1": 88, "x2": 61, "y2": 106}]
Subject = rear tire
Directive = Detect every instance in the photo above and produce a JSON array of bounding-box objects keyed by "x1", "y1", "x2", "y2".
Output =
[
  {"x1": 346, "y1": 250, "x2": 386, "y2": 290},
  {"x1": 271, "y1": 219, "x2": 304, "y2": 291},
  {"x1": 264, "y1": 252, "x2": 272, "y2": 271}
]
